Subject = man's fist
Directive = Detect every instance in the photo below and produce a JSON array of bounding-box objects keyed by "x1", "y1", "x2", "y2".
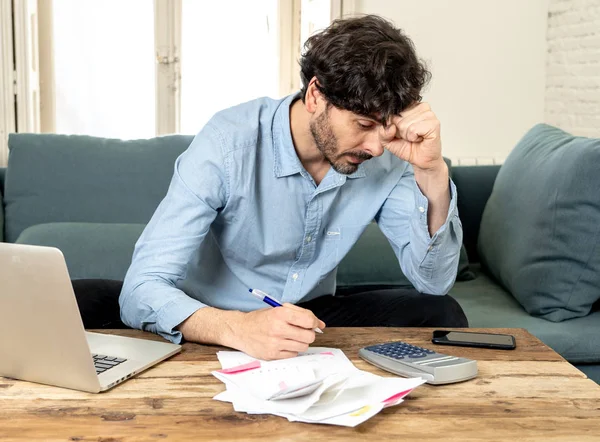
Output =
[{"x1": 379, "y1": 102, "x2": 444, "y2": 171}]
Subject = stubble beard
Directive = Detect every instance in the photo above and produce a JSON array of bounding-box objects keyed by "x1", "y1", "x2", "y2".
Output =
[{"x1": 309, "y1": 109, "x2": 360, "y2": 175}]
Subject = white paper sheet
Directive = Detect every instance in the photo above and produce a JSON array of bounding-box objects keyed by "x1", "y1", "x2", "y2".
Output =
[{"x1": 212, "y1": 347, "x2": 425, "y2": 426}]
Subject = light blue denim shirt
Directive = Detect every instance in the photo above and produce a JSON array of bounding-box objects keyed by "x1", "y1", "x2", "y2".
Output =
[{"x1": 120, "y1": 94, "x2": 463, "y2": 343}]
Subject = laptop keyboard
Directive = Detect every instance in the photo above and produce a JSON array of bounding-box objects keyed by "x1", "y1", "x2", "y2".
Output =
[{"x1": 92, "y1": 354, "x2": 127, "y2": 374}]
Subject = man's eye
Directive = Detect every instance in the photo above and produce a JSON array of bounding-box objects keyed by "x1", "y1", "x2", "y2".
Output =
[{"x1": 357, "y1": 121, "x2": 373, "y2": 129}]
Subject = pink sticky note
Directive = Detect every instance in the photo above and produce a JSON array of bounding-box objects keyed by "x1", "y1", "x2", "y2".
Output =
[
  {"x1": 382, "y1": 388, "x2": 414, "y2": 406},
  {"x1": 218, "y1": 360, "x2": 261, "y2": 374}
]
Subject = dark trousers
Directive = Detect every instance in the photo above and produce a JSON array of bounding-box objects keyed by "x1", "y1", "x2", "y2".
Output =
[{"x1": 72, "y1": 280, "x2": 468, "y2": 330}]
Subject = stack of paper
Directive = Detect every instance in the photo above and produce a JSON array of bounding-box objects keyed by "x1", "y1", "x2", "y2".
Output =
[{"x1": 212, "y1": 347, "x2": 425, "y2": 427}]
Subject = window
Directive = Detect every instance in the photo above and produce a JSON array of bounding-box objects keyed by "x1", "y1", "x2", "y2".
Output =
[
  {"x1": 1, "y1": 0, "x2": 337, "y2": 159},
  {"x1": 51, "y1": 0, "x2": 155, "y2": 139},
  {"x1": 301, "y1": 0, "x2": 335, "y2": 49},
  {"x1": 180, "y1": 0, "x2": 280, "y2": 134}
]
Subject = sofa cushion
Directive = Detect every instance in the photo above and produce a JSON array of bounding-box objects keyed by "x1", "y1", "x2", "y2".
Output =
[
  {"x1": 575, "y1": 364, "x2": 600, "y2": 385},
  {"x1": 337, "y1": 222, "x2": 474, "y2": 289},
  {"x1": 451, "y1": 266, "x2": 600, "y2": 364},
  {"x1": 16, "y1": 222, "x2": 145, "y2": 280},
  {"x1": 338, "y1": 222, "x2": 413, "y2": 288},
  {"x1": 478, "y1": 124, "x2": 600, "y2": 322},
  {"x1": 452, "y1": 165, "x2": 501, "y2": 263},
  {"x1": 4, "y1": 133, "x2": 193, "y2": 243}
]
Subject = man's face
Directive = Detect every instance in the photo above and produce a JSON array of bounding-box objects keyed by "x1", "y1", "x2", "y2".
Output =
[{"x1": 309, "y1": 105, "x2": 385, "y2": 175}]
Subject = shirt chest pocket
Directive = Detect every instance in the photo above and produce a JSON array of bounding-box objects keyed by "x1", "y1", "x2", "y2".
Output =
[
  {"x1": 317, "y1": 226, "x2": 342, "y2": 279},
  {"x1": 317, "y1": 224, "x2": 373, "y2": 281}
]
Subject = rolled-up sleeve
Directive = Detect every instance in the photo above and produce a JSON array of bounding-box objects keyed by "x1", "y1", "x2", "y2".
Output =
[
  {"x1": 376, "y1": 164, "x2": 463, "y2": 295},
  {"x1": 119, "y1": 122, "x2": 229, "y2": 343}
]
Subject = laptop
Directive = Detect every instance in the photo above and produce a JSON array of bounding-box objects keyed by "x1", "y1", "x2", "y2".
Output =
[{"x1": 0, "y1": 243, "x2": 181, "y2": 393}]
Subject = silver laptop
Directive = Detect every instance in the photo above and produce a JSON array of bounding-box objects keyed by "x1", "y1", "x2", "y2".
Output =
[{"x1": 0, "y1": 243, "x2": 181, "y2": 393}]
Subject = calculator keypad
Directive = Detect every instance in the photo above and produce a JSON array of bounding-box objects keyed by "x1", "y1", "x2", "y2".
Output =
[{"x1": 364, "y1": 342, "x2": 436, "y2": 360}]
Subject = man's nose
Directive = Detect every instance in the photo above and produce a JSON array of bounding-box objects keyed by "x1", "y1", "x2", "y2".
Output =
[{"x1": 362, "y1": 132, "x2": 385, "y2": 157}]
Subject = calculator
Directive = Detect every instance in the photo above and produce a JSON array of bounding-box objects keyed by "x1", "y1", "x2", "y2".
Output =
[{"x1": 359, "y1": 341, "x2": 478, "y2": 385}]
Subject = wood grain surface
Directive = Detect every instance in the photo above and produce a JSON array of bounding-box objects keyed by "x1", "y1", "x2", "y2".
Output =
[{"x1": 1, "y1": 328, "x2": 599, "y2": 441}]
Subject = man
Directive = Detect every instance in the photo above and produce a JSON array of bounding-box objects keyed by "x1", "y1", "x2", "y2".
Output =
[{"x1": 119, "y1": 15, "x2": 467, "y2": 360}]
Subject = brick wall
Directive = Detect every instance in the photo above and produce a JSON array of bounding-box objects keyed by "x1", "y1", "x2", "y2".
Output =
[{"x1": 545, "y1": 0, "x2": 600, "y2": 137}]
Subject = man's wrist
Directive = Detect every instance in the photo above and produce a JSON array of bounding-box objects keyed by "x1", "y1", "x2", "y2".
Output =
[
  {"x1": 219, "y1": 310, "x2": 245, "y2": 349},
  {"x1": 413, "y1": 160, "x2": 449, "y2": 198},
  {"x1": 177, "y1": 307, "x2": 244, "y2": 348},
  {"x1": 413, "y1": 158, "x2": 447, "y2": 175}
]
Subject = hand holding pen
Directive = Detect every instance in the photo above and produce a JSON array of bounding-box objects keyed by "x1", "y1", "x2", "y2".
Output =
[
  {"x1": 249, "y1": 289, "x2": 324, "y2": 333},
  {"x1": 222, "y1": 288, "x2": 326, "y2": 360}
]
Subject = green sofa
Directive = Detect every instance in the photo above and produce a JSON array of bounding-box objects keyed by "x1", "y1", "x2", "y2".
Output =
[{"x1": 1, "y1": 130, "x2": 598, "y2": 384}]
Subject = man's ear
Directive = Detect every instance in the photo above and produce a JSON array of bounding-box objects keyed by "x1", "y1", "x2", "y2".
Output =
[{"x1": 305, "y1": 77, "x2": 323, "y2": 114}]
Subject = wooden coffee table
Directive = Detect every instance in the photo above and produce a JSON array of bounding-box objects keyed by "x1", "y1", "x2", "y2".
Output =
[{"x1": 1, "y1": 328, "x2": 599, "y2": 441}]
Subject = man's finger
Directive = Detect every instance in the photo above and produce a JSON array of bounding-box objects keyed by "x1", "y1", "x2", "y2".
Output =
[
  {"x1": 276, "y1": 350, "x2": 300, "y2": 360},
  {"x1": 282, "y1": 338, "x2": 310, "y2": 353},
  {"x1": 283, "y1": 308, "x2": 321, "y2": 330},
  {"x1": 283, "y1": 303, "x2": 326, "y2": 330},
  {"x1": 282, "y1": 302, "x2": 304, "y2": 311},
  {"x1": 275, "y1": 320, "x2": 316, "y2": 344},
  {"x1": 404, "y1": 119, "x2": 439, "y2": 143},
  {"x1": 397, "y1": 111, "x2": 437, "y2": 142}
]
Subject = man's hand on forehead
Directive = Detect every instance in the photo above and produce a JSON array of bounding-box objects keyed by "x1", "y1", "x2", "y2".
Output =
[{"x1": 377, "y1": 102, "x2": 444, "y2": 171}]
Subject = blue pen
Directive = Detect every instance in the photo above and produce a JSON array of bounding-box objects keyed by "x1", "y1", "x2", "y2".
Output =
[{"x1": 248, "y1": 288, "x2": 323, "y2": 333}]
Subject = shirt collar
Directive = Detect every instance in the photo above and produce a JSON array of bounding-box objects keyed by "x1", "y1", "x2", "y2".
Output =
[
  {"x1": 272, "y1": 93, "x2": 367, "y2": 180},
  {"x1": 273, "y1": 94, "x2": 304, "y2": 178}
]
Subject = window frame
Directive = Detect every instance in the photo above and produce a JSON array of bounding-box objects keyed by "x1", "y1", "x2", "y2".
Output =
[
  {"x1": 30, "y1": 0, "x2": 338, "y2": 141},
  {"x1": 0, "y1": 0, "x2": 15, "y2": 166}
]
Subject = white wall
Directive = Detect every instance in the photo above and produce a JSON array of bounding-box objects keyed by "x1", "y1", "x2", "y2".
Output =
[
  {"x1": 348, "y1": 0, "x2": 549, "y2": 164},
  {"x1": 545, "y1": 0, "x2": 600, "y2": 137}
]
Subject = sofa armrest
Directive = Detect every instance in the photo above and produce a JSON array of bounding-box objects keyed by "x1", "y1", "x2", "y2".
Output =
[
  {"x1": 452, "y1": 165, "x2": 500, "y2": 263},
  {"x1": 0, "y1": 167, "x2": 5, "y2": 242}
]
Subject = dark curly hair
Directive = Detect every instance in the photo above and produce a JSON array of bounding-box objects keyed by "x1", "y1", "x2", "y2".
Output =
[{"x1": 299, "y1": 15, "x2": 431, "y2": 124}]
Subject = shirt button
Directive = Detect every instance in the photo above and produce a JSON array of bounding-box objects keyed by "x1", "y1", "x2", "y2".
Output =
[
  {"x1": 305, "y1": 235, "x2": 312, "y2": 243},
  {"x1": 427, "y1": 245, "x2": 433, "y2": 252},
  {"x1": 292, "y1": 273, "x2": 299, "y2": 281},
  {"x1": 419, "y1": 206, "x2": 425, "y2": 213}
]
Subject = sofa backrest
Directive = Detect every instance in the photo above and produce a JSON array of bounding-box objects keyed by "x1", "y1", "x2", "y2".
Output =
[
  {"x1": 4, "y1": 134, "x2": 194, "y2": 243},
  {"x1": 452, "y1": 165, "x2": 500, "y2": 263}
]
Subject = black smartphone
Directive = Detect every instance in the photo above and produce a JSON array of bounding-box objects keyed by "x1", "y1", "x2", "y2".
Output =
[{"x1": 432, "y1": 330, "x2": 516, "y2": 350}]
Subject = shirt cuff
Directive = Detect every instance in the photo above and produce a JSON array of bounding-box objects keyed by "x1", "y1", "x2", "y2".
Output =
[
  {"x1": 157, "y1": 295, "x2": 207, "y2": 344},
  {"x1": 412, "y1": 178, "x2": 459, "y2": 244}
]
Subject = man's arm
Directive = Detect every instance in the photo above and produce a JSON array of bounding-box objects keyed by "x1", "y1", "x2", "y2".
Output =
[
  {"x1": 413, "y1": 162, "x2": 451, "y2": 237},
  {"x1": 377, "y1": 102, "x2": 462, "y2": 294},
  {"x1": 119, "y1": 123, "x2": 325, "y2": 360},
  {"x1": 119, "y1": 123, "x2": 228, "y2": 343},
  {"x1": 375, "y1": 164, "x2": 462, "y2": 295},
  {"x1": 177, "y1": 304, "x2": 325, "y2": 361}
]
